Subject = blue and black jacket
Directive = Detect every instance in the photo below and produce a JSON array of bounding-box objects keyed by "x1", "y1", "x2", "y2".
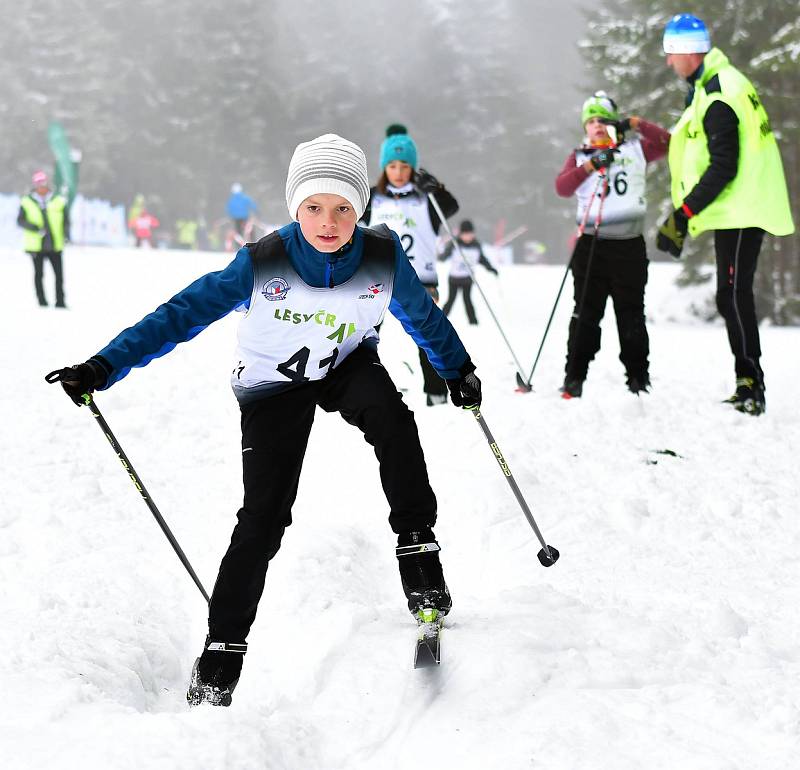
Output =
[{"x1": 93, "y1": 222, "x2": 471, "y2": 395}]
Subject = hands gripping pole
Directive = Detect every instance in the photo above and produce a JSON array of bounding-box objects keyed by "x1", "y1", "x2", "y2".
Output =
[{"x1": 469, "y1": 406, "x2": 559, "y2": 567}]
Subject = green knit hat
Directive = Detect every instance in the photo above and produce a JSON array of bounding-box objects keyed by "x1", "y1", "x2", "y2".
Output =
[{"x1": 581, "y1": 91, "x2": 619, "y2": 125}]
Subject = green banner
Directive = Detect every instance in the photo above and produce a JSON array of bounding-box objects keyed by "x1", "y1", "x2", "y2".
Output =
[{"x1": 48, "y1": 121, "x2": 80, "y2": 206}]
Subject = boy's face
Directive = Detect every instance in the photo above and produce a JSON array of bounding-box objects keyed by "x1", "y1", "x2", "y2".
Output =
[
  {"x1": 296, "y1": 193, "x2": 358, "y2": 253},
  {"x1": 460, "y1": 231, "x2": 475, "y2": 243},
  {"x1": 385, "y1": 160, "x2": 413, "y2": 188},
  {"x1": 584, "y1": 117, "x2": 611, "y2": 146}
]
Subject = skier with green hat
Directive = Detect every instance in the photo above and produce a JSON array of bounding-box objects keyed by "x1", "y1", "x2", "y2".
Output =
[{"x1": 554, "y1": 92, "x2": 670, "y2": 398}]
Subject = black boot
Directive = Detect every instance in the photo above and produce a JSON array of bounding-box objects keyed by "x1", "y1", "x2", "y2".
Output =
[
  {"x1": 187, "y1": 637, "x2": 247, "y2": 707},
  {"x1": 626, "y1": 372, "x2": 651, "y2": 395},
  {"x1": 396, "y1": 528, "x2": 452, "y2": 617},
  {"x1": 724, "y1": 377, "x2": 765, "y2": 416},
  {"x1": 559, "y1": 377, "x2": 584, "y2": 399}
]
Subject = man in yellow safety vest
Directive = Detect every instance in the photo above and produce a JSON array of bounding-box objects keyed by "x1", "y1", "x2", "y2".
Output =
[
  {"x1": 17, "y1": 170, "x2": 71, "y2": 308},
  {"x1": 657, "y1": 14, "x2": 794, "y2": 416}
]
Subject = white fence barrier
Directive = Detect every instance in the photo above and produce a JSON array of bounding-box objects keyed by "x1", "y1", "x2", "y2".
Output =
[{"x1": 0, "y1": 193, "x2": 127, "y2": 249}]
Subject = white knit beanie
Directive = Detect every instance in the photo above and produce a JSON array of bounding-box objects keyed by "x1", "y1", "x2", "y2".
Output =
[{"x1": 285, "y1": 134, "x2": 370, "y2": 221}]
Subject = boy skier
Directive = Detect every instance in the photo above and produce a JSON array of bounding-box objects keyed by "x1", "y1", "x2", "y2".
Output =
[{"x1": 49, "y1": 134, "x2": 481, "y2": 706}]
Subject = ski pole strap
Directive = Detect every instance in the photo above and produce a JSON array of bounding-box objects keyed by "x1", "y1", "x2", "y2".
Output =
[
  {"x1": 395, "y1": 543, "x2": 440, "y2": 558},
  {"x1": 206, "y1": 641, "x2": 248, "y2": 654}
]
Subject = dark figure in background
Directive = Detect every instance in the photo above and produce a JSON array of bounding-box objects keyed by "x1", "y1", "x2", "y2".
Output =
[
  {"x1": 440, "y1": 220, "x2": 498, "y2": 325},
  {"x1": 226, "y1": 183, "x2": 258, "y2": 236},
  {"x1": 17, "y1": 170, "x2": 70, "y2": 308}
]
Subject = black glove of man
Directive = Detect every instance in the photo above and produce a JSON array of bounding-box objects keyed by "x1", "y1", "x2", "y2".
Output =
[
  {"x1": 656, "y1": 209, "x2": 690, "y2": 259},
  {"x1": 589, "y1": 148, "x2": 618, "y2": 172},
  {"x1": 445, "y1": 360, "x2": 482, "y2": 409},
  {"x1": 51, "y1": 358, "x2": 109, "y2": 405},
  {"x1": 415, "y1": 168, "x2": 443, "y2": 194},
  {"x1": 599, "y1": 117, "x2": 632, "y2": 137}
]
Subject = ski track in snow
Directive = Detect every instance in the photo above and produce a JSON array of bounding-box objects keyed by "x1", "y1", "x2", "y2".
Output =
[{"x1": 2, "y1": 246, "x2": 799, "y2": 770}]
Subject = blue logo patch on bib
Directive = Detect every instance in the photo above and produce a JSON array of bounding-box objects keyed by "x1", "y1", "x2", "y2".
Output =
[{"x1": 262, "y1": 277, "x2": 290, "y2": 301}]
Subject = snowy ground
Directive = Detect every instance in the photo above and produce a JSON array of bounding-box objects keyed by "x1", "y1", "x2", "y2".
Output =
[{"x1": 2, "y1": 244, "x2": 799, "y2": 770}]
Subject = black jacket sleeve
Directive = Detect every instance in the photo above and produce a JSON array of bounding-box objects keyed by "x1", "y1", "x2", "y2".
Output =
[
  {"x1": 17, "y1": 201, "x2": 40, "y2": 232},
  {"x1": 426, "y1": 185, "x2": 458, "y2": 233},
  {"x1": 682, "y1": 100, "x2": 739, "y2": 215}
]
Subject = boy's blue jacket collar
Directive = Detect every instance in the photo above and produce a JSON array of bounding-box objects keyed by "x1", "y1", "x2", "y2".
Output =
[{"x1": 278, "y1": 221, "x2": 363, "y2": 289}]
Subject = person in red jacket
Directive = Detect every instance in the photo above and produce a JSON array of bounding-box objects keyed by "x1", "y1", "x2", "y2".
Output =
[
  {"x1": 132, "y1": 209, "x2": 160, "y2": 247},
  {"x1": 554, "y1": 92, "x2": 670, "y2": 398}
]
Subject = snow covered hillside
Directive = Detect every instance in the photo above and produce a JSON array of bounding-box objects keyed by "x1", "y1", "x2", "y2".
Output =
[{"x1": 2, "y1": 245, "x2": 799, "y2": 770}]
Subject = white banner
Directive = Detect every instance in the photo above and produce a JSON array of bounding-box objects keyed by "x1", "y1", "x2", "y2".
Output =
[{"x1": 0, "y1": 193, "x2": 127, "y2": 248}]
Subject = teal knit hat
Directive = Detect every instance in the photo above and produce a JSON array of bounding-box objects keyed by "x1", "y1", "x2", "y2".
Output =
[
  {"x1": 581, "y1": 91, "x2": 619, "y2": 126},
  {"x1": 379, "y1": 124, "x2": 418, "y2": 170}
]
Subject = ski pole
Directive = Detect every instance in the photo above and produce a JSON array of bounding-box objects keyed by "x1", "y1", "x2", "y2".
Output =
[
  {"x1": 572, "y1": 172, "x2": 610, "y2": 330},
  {"x1": 44, "y1": 373, "x2": 210, "y2": 602},
  {"x1": 516, "y1": 173, "x2": 605, "y2": 393},
  {"x1": 426, "y1": 190, "x2": 530, "y2": 386},
  {"x1": 468, "y1": 405, "x2": 559, "y2": 567}
]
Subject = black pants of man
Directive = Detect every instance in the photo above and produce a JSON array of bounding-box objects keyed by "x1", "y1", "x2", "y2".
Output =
[
  {"x1": 714, "y1": 228, "x2": 765, "y2": 384},
  {"x1": 208, "y1": 345, "x2": 438, "y2": 642},
  {"x1": 29, "y1": 250, "x2": 65, "y2": 307},
  {"x1": 565, "y1": 234, "x2": 649, "y2": 382},
  {"x1": 442, "y1": 276, "x2": 477, "y2": 324}
]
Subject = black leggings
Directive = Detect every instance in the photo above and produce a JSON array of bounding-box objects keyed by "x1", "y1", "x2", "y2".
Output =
[
  {"x1": 30, "y1": 250, "x2": 64, "y2": 306},
  {"x1": 442, "y1": 276, "x2": 477, "y2": 323},
  {"x1": 208, "y1": 345, "x2": 437, "y2": 641},
  {"x1": 714, "y1": 228, "x2": 765, "y2": 382}
]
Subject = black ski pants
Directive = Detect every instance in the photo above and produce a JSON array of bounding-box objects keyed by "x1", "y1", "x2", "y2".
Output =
[
  {"x1": 565, "y1": 234, "x2": 649, "y2": 381},
  {"x1": 442, "y1": 276, "x2": 477, "y2": 324},
  {"x1": 714, "y1": 227, "x2": 765, "y2": 383},
  {"x1": 208, "y1": 345, "x2": 438, "y2": 642},
  {"x1": 29, "y1": 250, "x2": 64, "y2": 307}
]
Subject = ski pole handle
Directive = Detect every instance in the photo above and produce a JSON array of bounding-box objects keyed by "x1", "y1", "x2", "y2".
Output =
[{"x1": 469, "y1": 406, "x2": 559, "y2": 567}]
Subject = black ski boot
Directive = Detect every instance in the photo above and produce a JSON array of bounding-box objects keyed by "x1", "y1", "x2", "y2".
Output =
[
  {"x1": 626, "y1": 373, "x2": 651, "y2": 395},
  {"x1": 724, "y1": 377, "x2": 765, "y2": 416},
  {"x1": 396, "y1": 528, "x2": 452, "y2": 617},
  {"x1": 560, "y1": 377, "x2": 584, "y2": 399},
  {"x1": 187, "y1": 637, "x2": 247, "y2": 707}
]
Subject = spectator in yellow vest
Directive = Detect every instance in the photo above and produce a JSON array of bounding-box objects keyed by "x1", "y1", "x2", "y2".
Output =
[
  {"x1": 17, "y1": 170, "x2": 70, "y2": 308},
  {"x1": 658, "y1": 14, "x2": 794, "y2": 416},
  {"x1": 176, "y1": 219, "x2": 199, "y2": 250}
]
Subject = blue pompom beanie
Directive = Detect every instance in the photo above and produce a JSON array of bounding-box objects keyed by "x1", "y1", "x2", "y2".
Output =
[
  {"x1": 663, "y1": 13, "x2": 711, "y2": 54},
  {"x1": 379, "y1": 124, "x2": 418, "y2": 170}
]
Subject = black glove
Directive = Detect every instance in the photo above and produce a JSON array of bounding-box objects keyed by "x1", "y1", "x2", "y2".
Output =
[
  {"x1": 415, "y1": 168, "x2": 443, "y2": 194},
  {"x1": 445, "y1": 360, "x2": 482, "y2": 409},
  {"x1": 589, "y1": 148, "x2": 618, "y2": 172},
  {"x1": 48, "y1": 358, "x2": 109, "y2": 406},
  {"x1": 599, "y1": 117, "x2": 632, "y2": 137},
  {"x1": 656, "y1": 209, "x2": 690, "y2": 259}
]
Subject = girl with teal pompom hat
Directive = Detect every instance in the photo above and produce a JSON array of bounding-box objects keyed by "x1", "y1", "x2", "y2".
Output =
[{"x1": 362, "y1": 123, "x2": 461, "y2": 406}]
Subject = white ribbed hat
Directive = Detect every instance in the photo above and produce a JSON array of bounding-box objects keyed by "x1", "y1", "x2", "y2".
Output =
[{"x1": 285, "y1": 134, "x2": 370, "y2": 221}]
